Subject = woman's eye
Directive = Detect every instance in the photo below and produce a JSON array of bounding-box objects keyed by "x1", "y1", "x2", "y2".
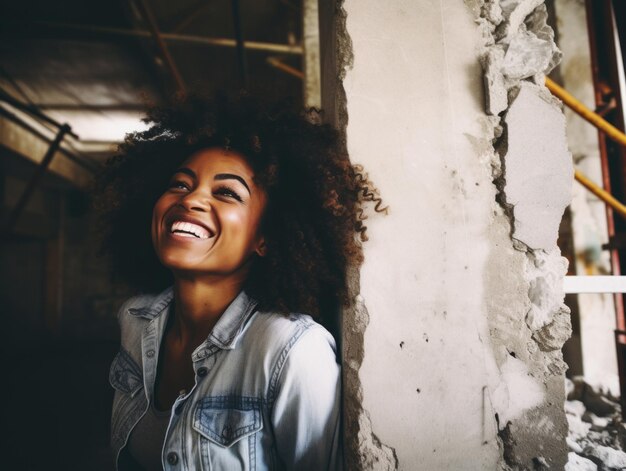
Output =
[
  {"x1": 168, "y1": 180, "x2": 190, "y2": 191},
  {"x1": 215, "y1": 186, "x2": 243, "y2": 202}
]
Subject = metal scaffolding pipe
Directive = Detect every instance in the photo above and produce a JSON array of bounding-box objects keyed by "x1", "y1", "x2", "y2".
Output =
[
  {"x1": 575, "y1": 169, "x2": 626, "y2": 219},
  {"x1": 31, "y1": 21, "x2": 304, "y2": 55},
  {"x1": 266, "y1": 57, "x2": 304, "y2": 79},
  {"x1": 546, "y1": 77, "x2": 626, "y2": 148},
  {"x1": 135, "y1": 0, "x2": 186, "y2": 93},
  {"x1": 0, "y1": 88, "x2": 79, "y2": 139},
  {"x1": 230, "y1": 0, "x2": 249, "y2": 88},
  {"x1": 3, "y1": 124, "x2": 72, "y2": 235},
  {"x1": 544, "y1": 78, "x2": 626, "y2": 218},
  {"x1": 171, "y1": 1, "x2": 212, "y2": 33}
]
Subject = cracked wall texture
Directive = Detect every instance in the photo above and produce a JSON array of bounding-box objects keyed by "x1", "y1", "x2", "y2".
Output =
[{"x1": 340, "y1": 0, "x2": 573, "y2": 469}]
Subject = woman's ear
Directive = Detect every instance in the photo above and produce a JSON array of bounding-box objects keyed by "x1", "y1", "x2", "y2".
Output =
[{"x1": 255, "y1": 237, "x2": 267, "y2": 257}]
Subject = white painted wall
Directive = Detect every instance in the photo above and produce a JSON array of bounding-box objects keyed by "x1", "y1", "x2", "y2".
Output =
[
  {"x1": 342, "y1": 0, "x2": 572, "y2": 468},
  {"x1": 343, "y1": 1, "x2": 501, "y2": 468}
]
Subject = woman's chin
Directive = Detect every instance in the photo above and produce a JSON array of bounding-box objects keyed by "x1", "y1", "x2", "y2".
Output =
[{"x1": 158, "y1": 253, "x2": 205, "y2": 274}]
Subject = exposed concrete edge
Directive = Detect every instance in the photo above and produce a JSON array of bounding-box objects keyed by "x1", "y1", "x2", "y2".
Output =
[
  {"x1": 343, "y1": 294, "x2": 399, "y2": 469},
  {"x1": 473, "y1": 0, "x2": 573, "y2": 468},
  {"x1": 336, "y1": 0, "x2": 399, "y2": 468}
]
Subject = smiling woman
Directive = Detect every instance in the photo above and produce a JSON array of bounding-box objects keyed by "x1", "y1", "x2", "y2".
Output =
[
  {"x1": 152, "y1": 149, "x2": 268, "y2": 282},
  {"x1": 93, "y1": 93, "x2": 386, "y2": 471}
]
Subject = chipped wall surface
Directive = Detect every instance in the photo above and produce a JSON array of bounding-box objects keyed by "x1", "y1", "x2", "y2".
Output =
[
  {"x1": 553, "y1": 0, "x2": 619, "y2": 396},
  {"x1": 340, "y1": 0, "x2": 573, "y2": 469}
]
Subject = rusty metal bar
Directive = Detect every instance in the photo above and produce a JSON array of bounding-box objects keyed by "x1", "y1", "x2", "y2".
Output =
[
  {"x1": 134, "y1": 0, "x2": 186, "y2": 94},
  {"x1": 3, "y1": 124, "x2": 72, "y2": 235}
]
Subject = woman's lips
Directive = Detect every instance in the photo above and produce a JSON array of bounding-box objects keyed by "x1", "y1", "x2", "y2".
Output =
[
  {"x1": 167, "y1": 231, "x2": 212, "y2": 242},
  {"x1": 170, "y1": 220, "x2": 211, "y2": 239}
]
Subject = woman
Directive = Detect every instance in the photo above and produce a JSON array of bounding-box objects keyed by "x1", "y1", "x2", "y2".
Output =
[{"x1": 95, "y1": 93, "x2": 385, "y2": 470}]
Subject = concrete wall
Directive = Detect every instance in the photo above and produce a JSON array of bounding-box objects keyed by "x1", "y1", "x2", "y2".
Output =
[{"x1": 336, "y1": 0, "x2": 574, "y2": 468}]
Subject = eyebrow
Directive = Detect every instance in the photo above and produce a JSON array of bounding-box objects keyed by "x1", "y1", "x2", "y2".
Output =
[
  {"x1": 215, "y1": 173, "x2": 251, "y2": 195},
  {"x1": 173, "y1": 168, "x2": 251, "y2": 195},
  {"x1": 173, "y1": 167, "x2": 197, "y2": 179}
]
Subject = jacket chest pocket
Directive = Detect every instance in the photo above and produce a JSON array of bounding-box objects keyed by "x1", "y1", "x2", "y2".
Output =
[
  {"x1": 109, "y1": 348, "x2": 145, "y2": 449},
  {"x1": 109, "y1": 348, "x2": 144, "y2": 397},
  {"x1": 192, "y1": 397, "x2": 263, "y2": 471}
]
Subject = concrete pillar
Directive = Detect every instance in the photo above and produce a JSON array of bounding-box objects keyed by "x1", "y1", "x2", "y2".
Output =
[{"x1": 331, "y1": 0, "x2": 574, "y2": 468}]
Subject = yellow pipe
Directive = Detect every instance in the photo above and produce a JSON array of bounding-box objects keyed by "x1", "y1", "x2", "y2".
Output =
[
  {"x1": 266, "y1": 57, "x2": 304, "y2": 79},
  {"x1": 545, "y1": 77, "x2": 626, "y2": 148},
  {"x1": 574, "y1": 169, "x2": 626, "y2": 219},
  {"x1": 544, "y1": 78, "x2": 626, "y2": 218}
]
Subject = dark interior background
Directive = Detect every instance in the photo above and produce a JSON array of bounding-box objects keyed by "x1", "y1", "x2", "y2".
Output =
[{"x1": 0, "y1": 1, "x2": 306, "y2": 469}]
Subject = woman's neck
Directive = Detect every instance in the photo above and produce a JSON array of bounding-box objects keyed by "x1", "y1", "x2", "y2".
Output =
[{"x1": 170, "y1": 274, "x2": 246, "y2": 348}]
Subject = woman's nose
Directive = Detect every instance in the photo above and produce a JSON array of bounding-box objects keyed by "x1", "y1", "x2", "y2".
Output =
[{"x1": 179, "y1": 189, "x2": 212, "y2": 212}]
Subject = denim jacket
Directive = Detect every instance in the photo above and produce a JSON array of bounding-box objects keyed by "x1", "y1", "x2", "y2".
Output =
[{"x1": 109, "y1": 286, "x2": 342, "y2": 470}]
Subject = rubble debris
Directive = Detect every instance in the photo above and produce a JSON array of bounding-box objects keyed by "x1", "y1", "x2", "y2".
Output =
[
  {"x1": 531, "y1": 306, "x2": 572, "y2": 351},
  {"x1": 565, "y1": 377, "x2": 626, "y2": 470},
  {"x1": 565, "y1": 452, "x2": 598, "y2": 471},
  {"x1": 583, "y1": 445, "x2": 626, "y2": 471},
  {"x1": 567, "y1": 412, "x2": 592, "y2": 441},
  {"x1": 502, "y1": 30, "x2": 555, "y2": 79}
]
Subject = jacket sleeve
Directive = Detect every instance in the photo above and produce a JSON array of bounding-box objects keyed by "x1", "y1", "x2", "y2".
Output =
[{"x1": 270, "y1": 325, "x2": 343, "y2": 471}]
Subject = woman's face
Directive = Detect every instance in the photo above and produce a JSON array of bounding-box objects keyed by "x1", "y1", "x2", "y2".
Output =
[{"x1": 151, "y1": 147, "x2": 267, "y2": 281}]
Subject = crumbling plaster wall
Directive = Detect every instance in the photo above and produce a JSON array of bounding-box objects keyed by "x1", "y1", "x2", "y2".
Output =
[{"x1": 339, "y1": 0, "x2": 574, "y2": 469}]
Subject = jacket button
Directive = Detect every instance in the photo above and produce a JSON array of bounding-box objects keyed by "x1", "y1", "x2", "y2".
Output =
[
  {"x1": 167, "y1": 452, "x2": 179, "y2": 465},
  {"x1": 197, "y1": 367, "x2": 208, "y2": 377},
  {"x1": 146, "y1": 350, "x2": 155, "y2": 358}
]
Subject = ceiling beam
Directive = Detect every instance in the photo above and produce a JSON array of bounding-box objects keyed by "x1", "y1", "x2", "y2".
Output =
[
  {"x1": 3, "y1": 124, "x2": 72, "y2": 234},
  {"x1": 23, "y1": 21, "x2": 304, "y2": 55},
  {"x1": 0, "y1": 115, "x2": 93, "y2": 189},
  {"x1": 171, "y1": 1, "x2": 213, "y2": 33},
  {"x1": 133, "y1": 0, "x2": 186, "y2": 94}
]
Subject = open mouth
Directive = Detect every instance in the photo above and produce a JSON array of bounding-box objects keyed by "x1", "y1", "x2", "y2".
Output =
[{"x1": 169, "y1": 220, "x2": 213, "y2": 240}]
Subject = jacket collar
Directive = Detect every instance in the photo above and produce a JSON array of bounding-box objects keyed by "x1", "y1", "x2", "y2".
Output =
[
  {"x1": 208, "y1": 289, "x2": 259, "y2": 350},
  {"x1": 128, "y1": 285, "x2": 258, "y2": 350},
  {"x1": 127, "y1": 286, "x2": 174, "y2": 320}
]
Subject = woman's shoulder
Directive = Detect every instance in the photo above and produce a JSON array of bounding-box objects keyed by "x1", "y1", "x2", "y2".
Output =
[
  {"x1": 245, "y1": 311, "x2": 341, "y2": 405},
  {"x1": 243, "y1": 309, "x2": 338, "y2": 364}
]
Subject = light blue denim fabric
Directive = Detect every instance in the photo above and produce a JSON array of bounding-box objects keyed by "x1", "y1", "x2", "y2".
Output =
[{"x1": 109, "y1": 286, "x2": 343, "y2": 470}]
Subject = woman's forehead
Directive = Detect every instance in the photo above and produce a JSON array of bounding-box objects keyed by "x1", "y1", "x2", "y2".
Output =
[{"x1": 182, "y1": 147, "x2": 254, "y2": 176}]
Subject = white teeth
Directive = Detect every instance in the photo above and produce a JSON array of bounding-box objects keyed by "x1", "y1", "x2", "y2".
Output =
[{"x1": 170, "y1": 220, "x2": 210, "y2": 239}]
